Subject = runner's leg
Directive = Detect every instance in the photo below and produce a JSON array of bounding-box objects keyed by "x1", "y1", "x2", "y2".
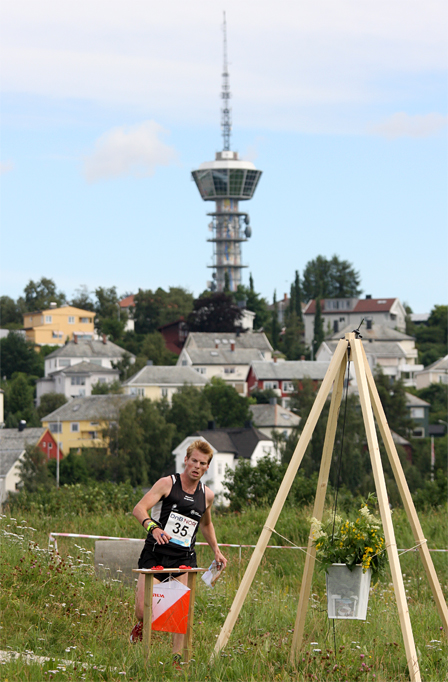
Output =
[{"x1": 135, "y1": 574, "x2": 160, "y2": 621}]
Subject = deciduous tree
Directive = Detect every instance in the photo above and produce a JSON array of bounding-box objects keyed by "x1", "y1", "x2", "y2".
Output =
[
  {"x1": 187, "y1": 292, "x2": 242, "y2": 333},
  {"x1": 23, "y1": 277, "x2": 66, "y2": 312},
  {"x1": 302, "y1": 255, "x2": 361, "y2": 301}
]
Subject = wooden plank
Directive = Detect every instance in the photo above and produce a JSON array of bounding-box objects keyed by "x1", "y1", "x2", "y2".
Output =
[
  {"x1": 290, "y1": 351, "x2": 347, "y2": 662},
  {"x1": 183, "y1": 572, "x2": 198, "y2": 662},
  {"x1": 351, "y1": 338, "x2": 420, "y2": 682},
  {"x1": 362, "y1": 346, "x2": 448, "y2": 631},
  {"x1": 143, "y1": 572, "x2": 154, "y2": 662},
  {"x1": 212, "y1": 338, "x2": 349, "y2": 658}
]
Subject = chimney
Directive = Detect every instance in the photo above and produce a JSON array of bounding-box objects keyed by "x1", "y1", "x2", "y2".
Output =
[
  {"x1": 230, "y1": 340, "x2": 235, "y2": 352},
  {"x1": 146, "y1": 360, "x2": 153, "y2": 366},
  {"x1": 207, "y1": 420, "x2": 215, "y2": 430},
  {"x1": 18, "y1": 420, "x2": 26, "y2": 432},
  {"x1": 74, "y1": 333, "x2": 78, "y2": 344},
  {"x1": 366, "y1": 294, "x2": 372, "y2": 299},
  {"x1": 300, "y1": 355, "x2": 305, "y2": 361},
  {"x1": 102, "y1": 334, "x2": 107, "y2": 344},
  {"x1": 284, "y1": 293, "x2": 288, "y2": 301},
  {"x1": 50, "y1": 302, "x2": 57, "y2": 308},
  {"x1": 273, "y1": 356, "x2": 277, "y2": 363}
]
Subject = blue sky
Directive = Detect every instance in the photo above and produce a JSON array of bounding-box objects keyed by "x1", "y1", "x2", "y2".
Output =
[{"x1": 1, "y1": 0, "x2": 446, "y2": 314}]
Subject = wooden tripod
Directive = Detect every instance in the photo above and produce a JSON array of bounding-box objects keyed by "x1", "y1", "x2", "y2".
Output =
[{"x1": 213, "y1": 333, "x2": 447, "y2": 682}]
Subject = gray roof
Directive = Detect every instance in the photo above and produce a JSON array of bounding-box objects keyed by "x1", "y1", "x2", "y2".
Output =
[
  {"x1": 45, "y1": 339, "x2": 134, "y2": 361},
  {"x1": 405, "y1": 392, "x2": 430, "y2": 408},
  {"x1": 322, "y1": 340, "x2": 407, "y2": 359},
  {"x1": 327, "y1": 324, "x2": 414, "y2": 342},
  {"x1": 185, "y1": 348, "x2": 265, "y2": 366},
  {"x1": 194, "y1": 425, "x2": 271, "y2": 460},
  {"x1": 185, "y1": 332, "x2": 272, "y2": 353},
  {"x1": 249, "y1": 404, "x2": 300, "y2": 428},
  {"x1": 48, "y1": 361, "x2": 119, "y2": 377},
  {"x1": 417, "y1": 355, "x2": 448, "y2": 373},
  {"x1": 0, "y1": 428, "x2": 45, "y2": 477},
  {"x1": 250, "y1": 360, "x2": 330, "y2": 381},
  {"x1": 42, "y1": 394, "x2": 135, "y2": 422},
  {"x1": 124, "y1": 365, "x2": 208, "y2": 386}
]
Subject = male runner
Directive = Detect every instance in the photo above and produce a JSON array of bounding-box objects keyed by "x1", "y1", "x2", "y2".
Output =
[{"x1": 130, "y1": 439, "x2": 227, "y2": 658}]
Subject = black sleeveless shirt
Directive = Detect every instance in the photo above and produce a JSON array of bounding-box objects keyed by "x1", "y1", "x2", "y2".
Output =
[{"x1": 145, "y1": 473, "x2": 207, "y2": 556}]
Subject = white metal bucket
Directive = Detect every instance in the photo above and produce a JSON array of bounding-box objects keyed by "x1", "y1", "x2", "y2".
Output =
[{"x1": 326, "y1": 564, "x2": 371, "y2": 620}]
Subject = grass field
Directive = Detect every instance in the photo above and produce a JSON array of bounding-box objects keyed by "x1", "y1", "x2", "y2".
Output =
[{"x1": 0, "y1": 502, "x2": 446, "y2": 681}]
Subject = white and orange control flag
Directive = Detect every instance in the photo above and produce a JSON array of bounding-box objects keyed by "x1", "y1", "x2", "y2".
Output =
[{"x1": 151, "y1": 579, "x2": 191, "y2": 634}]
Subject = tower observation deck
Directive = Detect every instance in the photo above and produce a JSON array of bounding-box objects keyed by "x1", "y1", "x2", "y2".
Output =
[{"x1": 191, "y1": 14, "x2": 262, "y2": 292}]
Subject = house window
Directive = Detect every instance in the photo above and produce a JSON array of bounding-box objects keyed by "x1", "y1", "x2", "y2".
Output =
[
  {"x1": 48, "y1": 442, "x2": 53, "y2": 449},
  {"x1": 89, "y1": 431, "x2": 98, "y2": 439},
  {"x1": 80, "y1": 317, "x2": 91, "y2": 323},
  {"x1": 413, "y1": 428, "x2": 424, "y2": 438},
  {"x1": 333, "y1": 320, "x2": 339, "y2": 333},
  {"x1": 29, "y1": 316, "x2": 33, "y2": 324},
  {"x1": 195, "y1": 367, "x2": 206, "y2": 374},
  {"x1": 98, "y1": 377, "x2": 106, "y2": 384},
  {"x1": 71, "y1": 423, "x2": 79, "y2": 432},
  {"x1": 161, "y1": 388, "x2": 168, "y2": 398},
  {"x1": 218, "y1": 463, "x2": 223, "y2": 476},
  {"x1": 59, "y1": 359, "x2": 70, "y2": 367},
  {"x1": 52, "y1": 331, "x2": 63, "y2": 338},
  {"x1": 224, "y1": 367, "x2": 235, "y2": 374},
  {"x1": 182, "y1": 360, "x2": 187, "y2": 366},
  {"x1": 410, "y1": 407, "x2": 424, "y2": 419},
  {"x1": 71, "y1": 377, "x2": 86, "y2": 385},
  {"x1": 68, "y1": 316, "x2": 75, "y2": 324},
  {"x1": 49, "y1": 423, "x2": 62, "y2": 433},
  {"x1": 131, "y1": 387, "x2": 145, "y2": 396},
  {"x1": 45, "y1": 315, "x2": 52, "y2": 323},
  {"x1": 282, "y1": 381, "x2": 294, "y2": 393},
  {"x1": 264, "y1": 381, "x2": 278, "y2": 390},
  {"x1": 90, "y1": 359, "x2": 102, "y2": 366}
]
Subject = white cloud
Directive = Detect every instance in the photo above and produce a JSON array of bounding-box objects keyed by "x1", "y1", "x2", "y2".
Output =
[
  {"x1": 370, "y1": 112, "x2": 448, "y2": 138},
  {"x1": 83, "y1": 121, "x2": 178, "y2": 182},
  {"x1": 0, "y1": 160, "x2": 14, "y2": 174}
]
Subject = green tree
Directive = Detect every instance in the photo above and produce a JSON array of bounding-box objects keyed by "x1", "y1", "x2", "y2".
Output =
[
  {"x1": 140, "y1": 332, "x2": 178, "y2": 366},
  {"x1": 313, "y1": 297, "x2": 324, "y2": 357},
  {"x1": 4, "y1": 373, "x2": 38, "y2": 426},
  {"x1": 47, "y1": 451, "x2": 89, "y2": 485},
  {"x1": 37, "y1": 393, "x2": 68, "y2": 420},
  {"x1": 283, "y1": 310, "x2": 306, "y2": 360},
  {"x1": 270, "y1": 291, "x2": 280, "y2": 349},
  {"x1": 234, "y1": 275, "x2": 269, "y2": 329},
  {"x1": 94, "y1": 286, "x2": 127, "y2": 340},
  {"x1": 0, "y1": 332, "x2": 44, "y2": 379},
  {"x1": 0, "y1": 296, "x2": 24, "y2": 328},
  {"x1": 134, "y1": 287, "x2": 194, "y2": 334},
  {"x1": 17, "y1": 444, "x2": 54, "y2": 492},
  {"x1": 167, "y1": 385, "x2": 213, "y2": 447},
  {"x1": 374, "y1": 371, "x2": 413, "y2": 436},
  {"x1": 91, "y1": 380, "x2": 123, "y2": 395},
  {"x1": 414, "y1": 384, "x2": 447, "y2": 425},
  {"x1": 302, "y1": 255, "x2": 361, "y2": 301},
  {"x1": 187, "y1": 292, "x2": 242, "y2": 333},
  {"x1": 414, "y1": 305, "x2": 447, "y2": 366},
  {"x1": 203, "y1": 377, "x2": 250, "y2": 428},
  {"x1": 23, "y1": 277, "x2": 66, "y2": 312},
  {"x1": 71, "y1": 285, "x2": 95, "y2": 311},
  {"x1": 249, "y1": 387, "x2": 279, "y2": 404}
]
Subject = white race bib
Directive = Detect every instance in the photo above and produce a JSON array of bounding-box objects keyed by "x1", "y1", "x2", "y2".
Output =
[{"x1": 164, "y1": 511, "x2": 198, "y2": 548}]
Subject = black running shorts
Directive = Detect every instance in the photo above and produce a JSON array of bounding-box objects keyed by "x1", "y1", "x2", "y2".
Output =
[{"x1": 137, "y1": 543, "x2": 197, "y2": 582}]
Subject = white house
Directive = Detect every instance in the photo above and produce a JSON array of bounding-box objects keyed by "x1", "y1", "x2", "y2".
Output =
[
  {"x1": 0, "y1": 427, "x2": 49, "y2": 504},
  {"x1": 43, "y1": 337, "x2": 134, "y2": 376},
  {"x1": 173, "y1": 426, "x2": 277, "y2": 504},
  {"x1": 249, "y1": 403, "x2": 300, "y2": 440},
  {"x1": 122, "y1": 364, "x2": 208, "y2": 403},
  {"x1": 415, "y1": 356, "x2": 448, "y2": 390},
  {"x1": 36, "y1": 362, "x2": 120, "y2": 405},
  {"x1": 303, "y1": 297, "x2": 407, "y2": 346}
]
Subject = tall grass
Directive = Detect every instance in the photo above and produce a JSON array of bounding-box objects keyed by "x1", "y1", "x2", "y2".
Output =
[{"x1": 0, "y1": 498, "x2": 446, "y2": 681}]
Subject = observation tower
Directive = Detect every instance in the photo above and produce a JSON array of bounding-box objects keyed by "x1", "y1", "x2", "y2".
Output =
[{"x1": 191, "y1": 14, "x2": 262, "y2": 292}]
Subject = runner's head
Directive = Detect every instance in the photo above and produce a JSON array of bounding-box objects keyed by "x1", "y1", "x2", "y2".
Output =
[{"x1": 186, "y1": 439, "x2": 214, "y2": 464}]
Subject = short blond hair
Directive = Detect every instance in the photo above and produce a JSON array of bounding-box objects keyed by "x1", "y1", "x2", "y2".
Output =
[{"x1": 186, "y1": 439, "x2": 213, "y2": 463}]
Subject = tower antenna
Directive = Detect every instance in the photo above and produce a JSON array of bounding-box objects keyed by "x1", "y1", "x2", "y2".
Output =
[{"x1": 221, "y1": 12, "x2": 232, "y2": 151}]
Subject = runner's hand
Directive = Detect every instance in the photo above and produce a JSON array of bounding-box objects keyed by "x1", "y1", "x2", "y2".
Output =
[
  {"x1": 215, "y1": 549, "x2": 227, "y2": 570},
  {"x1": 152, "y1": 527, "x2": 171, "y2": 545}
]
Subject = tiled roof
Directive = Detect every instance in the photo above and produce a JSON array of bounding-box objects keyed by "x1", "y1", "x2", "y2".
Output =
[
  {"x1": 186, "y1": 348, "x2": 265, "y2": 365},
  {"x1": 194, "y1": 425, "x2": 271, "y2": 460},
  {"x1": 119, "y1": 295, "x2": 135, "y2": 308},
  {"x1": 417, "y1": 355, "x2": 448, "y2": 373},
  {"x1": 249, "y1": 404, "x2": 300, "y2": 428},
  {"x1": 124, "y1": 365, "x2": 207, "y2": 386},
  {"x1": 327, "y1": 324, "x2": 413, "y2": 342},
  {"x1": 41, "y1": 395, "x2": 135, "y2": 422},
  {"x1": 405, "y1": 392, "x2": 430, "y2": 408},
  {"x1": 185, "y1": 332, "x2": 272, "y2": 352},
  {"x1": 0, "y1": 428, "x2": 45, "y2": 477},
  {"x1": 48, "y1": 361, "x2": 119, "y2": 377},
  {"x1": 304, "y1": 298, "x2": 397, "y2": 315},
  {"x1": 45, "y1": 339, "x2": 134, "y2": 361},
  {"x1": 250, "y1": 360, "x2": 330, "y2": 381}
]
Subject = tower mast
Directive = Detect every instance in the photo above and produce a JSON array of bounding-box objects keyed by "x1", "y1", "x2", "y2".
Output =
[{"x1": 191, "y1": 15, "x2": 262, "y2": 293}]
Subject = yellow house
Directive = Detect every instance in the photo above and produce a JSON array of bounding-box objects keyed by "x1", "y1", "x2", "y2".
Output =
[
  {"x1": 23, "y1": 305, "x2": 95, "y2": 347},
  {"x1": 122, "y1": 365, "x2": 207, "y2": 403},
  {"x1": 41, "y1": 394, "x2": 135, "y2": 453}
]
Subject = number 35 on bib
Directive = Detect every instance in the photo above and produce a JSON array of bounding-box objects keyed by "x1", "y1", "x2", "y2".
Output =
[{"x1": 164, "y1": 512, "x2": 198, "y2": 548}]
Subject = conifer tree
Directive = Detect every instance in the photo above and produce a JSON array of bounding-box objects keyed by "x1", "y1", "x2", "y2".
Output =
[{"x1": 313, "y1": 297, "x2": 324, "y2": 357}]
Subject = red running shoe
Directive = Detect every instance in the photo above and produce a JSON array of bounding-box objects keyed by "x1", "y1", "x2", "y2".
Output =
[{"x1": 129, "y1": 620, "x2": 143, "y2": 643}]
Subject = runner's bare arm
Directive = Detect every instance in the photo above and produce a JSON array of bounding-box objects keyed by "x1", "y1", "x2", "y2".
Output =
[
  {"x1": 199, "y1": 487, "x2": 227, "y2": 568},
  {"x1": 132, "y1": 476, "x2": 173, "y2": 545}
]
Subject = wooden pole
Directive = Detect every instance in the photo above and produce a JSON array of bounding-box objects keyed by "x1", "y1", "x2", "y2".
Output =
[
  {"x1": 183, "y1": 572, "x2": 198, "y2": 662},
  {"x1": 212, "y1": 338, "x2": 349, "y2": 658},
  {"x1": 361, "y1": 346, "x2": 448, "y2": 632},
  {"x1": 351, "y1": 337, "x2": 420, "y2": 682},
  {"x1": 290, "y1": 351, "x2": 347, "y2": 662},
  {"x1": 143, "y1": 572, "x2": 154, "y2": 663}
]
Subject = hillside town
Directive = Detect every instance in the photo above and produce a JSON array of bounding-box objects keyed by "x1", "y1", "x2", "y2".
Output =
[{"x1": 1, "y1": 274, "x2": 446, "y2": 508}]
